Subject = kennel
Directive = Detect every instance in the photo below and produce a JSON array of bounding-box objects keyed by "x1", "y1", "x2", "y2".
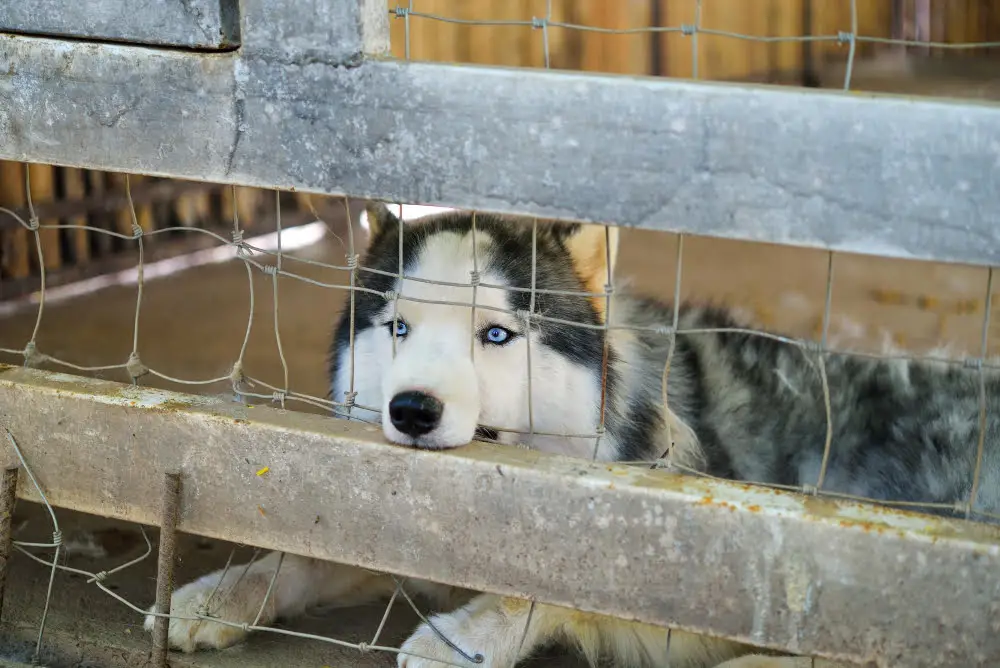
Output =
[{"x1": 1, "y1": 1, "x2": 1000, "y2": 666}]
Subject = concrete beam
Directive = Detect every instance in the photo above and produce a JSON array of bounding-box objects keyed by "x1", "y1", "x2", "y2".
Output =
[{"x1": 0, "y1": 365, "x2": 998, "y2": 666}]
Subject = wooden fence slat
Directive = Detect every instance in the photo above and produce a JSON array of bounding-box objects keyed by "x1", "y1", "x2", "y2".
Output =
[
  {"x1": 0, "y1": 162, "x2": 30, "y2": 280},
  {"x1": 62, "y1": 168, "x2": 90, "y2": 264},
  {"x1": 27, "y1": 163, "x2": 61, "y2": 272}
]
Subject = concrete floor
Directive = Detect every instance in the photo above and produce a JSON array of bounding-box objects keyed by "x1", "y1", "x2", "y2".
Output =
[{"x1": 0, "y1": 204, "x2": 996, "y2": 667}]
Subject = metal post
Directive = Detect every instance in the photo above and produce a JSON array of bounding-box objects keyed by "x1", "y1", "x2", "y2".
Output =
[
  {"x1": 0, "y1": 466, "x2": 19, "y2": 622},
  {"x1": 150, "y1": 472, "x2": 181, "y2": 667}
]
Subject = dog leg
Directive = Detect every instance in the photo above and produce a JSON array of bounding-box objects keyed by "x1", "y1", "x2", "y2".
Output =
[
  {"x1": 397, "y1": 595, "x2": 553, "y2": 668},
  {"x1": 397, "y1": 594, "x2": 751, "y2": 668},
  {"x1": 144, "y1": 550, "x2": 396, "y2": 652}
]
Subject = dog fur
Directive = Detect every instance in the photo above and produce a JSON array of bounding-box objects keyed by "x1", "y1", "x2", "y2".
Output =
[{"x1": 146, "y1": 204, "x2": 1000, "y2": 667}]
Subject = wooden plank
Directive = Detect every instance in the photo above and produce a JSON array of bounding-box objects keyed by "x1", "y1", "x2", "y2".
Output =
[
  {"x1": 464, "y1": 0, "x2": 498, "y2": 65},
  {"x1": 388, "y1": 0, "x2": 407, "y2": 59},
  {"x1": 773, "y1": 0, "x2": 805, "y2": 76},
  {"x1": 62, "y1": 168, "x2": 90, "y2": 264},
  {"x1": 0, "y1": 178, "x2": 216, "y2": 233},
  {"x1": 109, "y1": 172, "x2": 135, "y2": 239},
  {"x1": 26, "y1": 163, "x2": 60, "y2": 271},
  {"x1": 235, "y1": 188, "x2": 262, "y2": 229},
  {"x1": 661, "y1": 0, "x2": 696, "y2": 77},
  {"x1": 0, "y1": 162, "x2": 30, "y2": 279},
  {"x1": 577, "y1": 0, "x2": 652, "y2": 76},
  {"x1": 0, "y1": 205, "x2": 328, "y2": 302},
  {"x1": 127, "y1": 174, "x2": 156, "y2": 235},
  {"x1": 220, "y1": 183, "x2": 236, "y2": 228},
  {"x1": 85, "y1": 170, "x2": 114, "y2": 257}
]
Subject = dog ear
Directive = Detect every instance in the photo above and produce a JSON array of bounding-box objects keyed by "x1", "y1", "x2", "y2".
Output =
[
  {"x1": 363, "y1": 202, "x2": 402, "y2": 245},
  {"x1": 561, "y1": 222, "x2": 620, "y2": 322}
]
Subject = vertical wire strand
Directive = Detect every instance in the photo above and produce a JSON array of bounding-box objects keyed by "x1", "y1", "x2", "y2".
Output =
[
  {"x1": 525, "y1": 220, "x2": 538, "y2": 438},
  {"x1": 844, "y1": 0, "x2": 858, "y2": 90},
  {"x1": 369, "y1": 581, "x2": 403, "y2": 648},
  {"x1": 24, "y1": 166, "x2": 46, "y2": 356},
  {"x1": 4, "y1": 429, "x2": 60, "y2": 665},
  {"x1": 391, "y1": 204, "x2": 404, "y2": 358},
  {"x1": 516, "y1": 599, "x2": 537, "y2": 658},
  {"x1": 271, "y1": 191, "x2": 290, "y2": 405},
  {"x1": 814, "y1": 252, "x2": 836, "y2": 491},
  {"x1": 542, "y1": 0, "x2": 552, "y2": 68},
  {"x1": 469, "y1": 211, "x2": 479, "y2": 361},
  {"x1": 344, "y1": 198, "x2": 359, "y2": 419},
  {"x1": 592, "y1": 224, "x2": 615, "y2": 461},
  {"x1": 231, "y1": 185, "x2": 256, "y2": 401},
  {"x1": 691, "y1": 0, "x2": 703, "y2": 79},
  {"x1": 125, "y1": 175, "x2": 146, "y2": 385},
  {"x1": 251, "y1": 551, "x2": 285, "y2": 627},
  {"x1": 659, "y1": 235, "x2": 685, "y2": 462},
  {"x1": 968, "y1": 267, "x2": 994, "y2": 517},
  {"x1": 404, "y1": 0, "x2": 413, "y2": 60}
]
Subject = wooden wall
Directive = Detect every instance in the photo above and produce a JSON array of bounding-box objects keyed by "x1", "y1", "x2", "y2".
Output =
[{"x1": 388, "y1": 0, "x2": 1000, "y2": 81}]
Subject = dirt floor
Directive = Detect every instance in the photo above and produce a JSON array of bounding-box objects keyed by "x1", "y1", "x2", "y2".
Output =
[{"x1": 1, "y1": 54, "x2": 999, "y2": 668}]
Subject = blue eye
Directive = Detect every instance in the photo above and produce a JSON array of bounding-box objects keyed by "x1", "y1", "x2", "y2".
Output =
[
  {"x1": 388, "y1": 319, "x2": 408, "y2": 337},
  {"x1": 483, "y1": 326, "x2": 513, "y2": 345}
]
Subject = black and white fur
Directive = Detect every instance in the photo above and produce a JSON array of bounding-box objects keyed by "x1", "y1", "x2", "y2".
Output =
[{"x1": 146, "y1": 205, "x2": 1000, "y2": 668}]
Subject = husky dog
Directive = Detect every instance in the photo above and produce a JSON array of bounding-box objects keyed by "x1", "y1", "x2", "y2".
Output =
[{"x1": 146, "y1": 204, "x2": 1000, "y2": 668}]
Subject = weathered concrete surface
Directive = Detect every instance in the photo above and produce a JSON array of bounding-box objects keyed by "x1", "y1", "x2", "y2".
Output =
[
  {"x1": 2, "y1": 30, "x2": 1000, "y2": 265},
  {"x1": 0, "y1": 0, "x2": 240, "y2": 49}
]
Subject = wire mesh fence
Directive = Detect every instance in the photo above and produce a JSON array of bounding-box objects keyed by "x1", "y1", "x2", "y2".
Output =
[
  {"x1": 387, "y1": 0, "x2": 1000, "y2": 91},
  {"x1": 1, "y1": 1, "x2": 999, "y2": 667}
]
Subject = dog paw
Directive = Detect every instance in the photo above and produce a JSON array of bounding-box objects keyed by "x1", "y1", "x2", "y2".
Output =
[
  {"x1": 397, "y1": 616, "x2": 494, "y2": 668},
  {"x1": 143, "y1": 572, "x2": 272, "y2": 653}
]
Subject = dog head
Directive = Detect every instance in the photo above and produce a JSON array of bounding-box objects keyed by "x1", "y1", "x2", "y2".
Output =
[{"x1": 329, "y1": 204, "x2": 619, "y2": 451}]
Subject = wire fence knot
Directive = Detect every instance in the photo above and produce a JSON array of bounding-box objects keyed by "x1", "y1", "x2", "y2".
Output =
[
  {"x1": 837, "y1": 30, "x2": 855, "y2": 44},
  {"x1": 232, "y1": 229, "x2": 254, "y2": 259},
  {"x1": 51, "y1": 530, "x2": 63, "y2": 547},
  {"x1": 229, "y1": 360, "x2": 245, "y2": 386},
  {"x1": 469, "y1": 270, "x2": 481, "y2": 287},
  {"x1": 382, "y1": 289, "x2": 398, "y2": 302},
  {"x1": 357, "y1": 642, "x2": 371, "y2": 653},
  {"x1": 343, "y1": 391, "x2": 358, "y2": 409},
  {"x1": 22, "y1": 341, "x2": 49, "y2": 368},
  {"x1": 126, "y1": 352, "x2": 149, "y2": 380},
  {"x1": 392, "y1": 5, "x2": 409, "y2": 18},
  {"x1": 346, "y1": 253, "x2": 359, "y2": 270},
  {"x1": 27, "y1": 216, "x2": 40, "y2": 231},
  {"x1": 131, "y1": 223, "x2": 144, "y2": 239},
  {"x1": 681, "y1": 23, "x2": 697, "y2": 36},
  {"x1": 272, "y1": 391, "x2": 287, "y2": 406},
  {"x1": 801, "y1": 484, "x2": 819, "y2": 496},
  {"x1": 263, "y1": 265, "x2": 279, "y2": 276},
  {"x1": 531, "y1": 17, "x2": 547, "y2": 30}
]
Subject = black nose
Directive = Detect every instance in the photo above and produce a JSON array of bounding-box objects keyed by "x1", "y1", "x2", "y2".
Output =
[{"x1": 388, "y1": 391, "x2": 443, "y2": 437}]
